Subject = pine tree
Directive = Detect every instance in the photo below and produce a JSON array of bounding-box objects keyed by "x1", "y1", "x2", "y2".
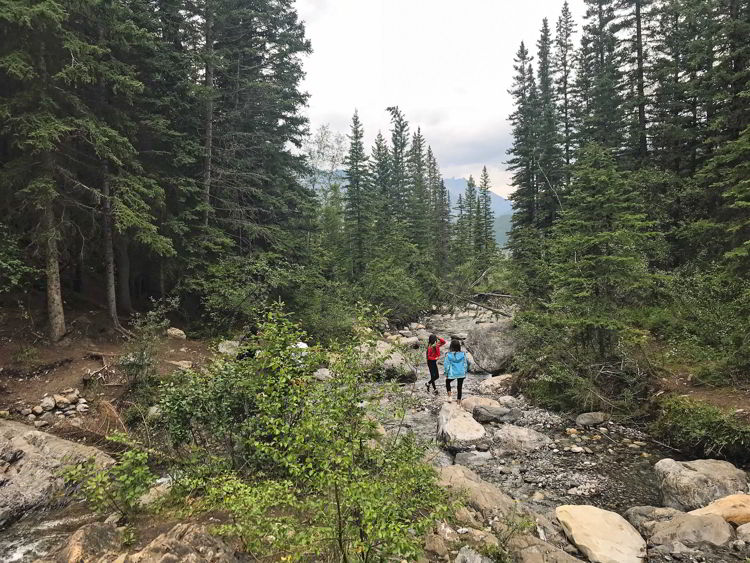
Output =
[
  {"x1": 343, "y1": 111, "x2": 371, "y2": 278},
  {"x1": 478, "y1": 166, "x2": 496, "y2": 254},
  {"x1": 554, "y1": 1, "x2": 577, "y2": 179},
  {"x1": 386, "y1": 106, "x2": 410, "y2": 226},
  {"x1": 369, "y1": 131, "x2": 391, "y2": 245},
  {"x1": 406, "y1": 128, "x2": 430, "y2": 250},
  {"x1": 550, "y1": 144, "x2": 656, "y2": 355},
  {"x1": 536, "y1": 17, "x2": 564, "y2": 228}
]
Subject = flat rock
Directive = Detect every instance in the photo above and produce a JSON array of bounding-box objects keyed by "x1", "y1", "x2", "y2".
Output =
[
  {"x1": 478, "y1": 374, "x2": 513, "y2": 394},
  {"x1": 437, "y1": 403, "x2": 486, "y2": 450},
  {"x1": 166, "y1": 360, "x2": 192, "y2": 370},
  {"x1": 556, "y1": 505, "x2": 646, "y2": 563},
  {"x1": 494, "y1": 425, "x2": 552, "y2": 453},
  {"x1": 454, "y1": 450, "x2": 493, "y2": 466},
  {"x1": 650, "y1": 513, "x2": 734, "y2": 547},
  {"x1": 654, "y1": 458, "x2": 748, "y2": 510},
  {"x1": 0, "y1": 420, "x2": 113, "y2": 527},
  {"x1": 40, "y1": 396, "x2": 56, "y2": 411},
  {"x1": 461, "y1": 396, "x2": 501, "y2": 413},
  {"x1": 473, "y1": 405, "x2": 520, "y2": 424},
  {"x1": 437, "y1": 465, "x2": 514, "y2": 519},
  {"x1": 575, "y1": 412, "x2": 609, "y2": 427}
]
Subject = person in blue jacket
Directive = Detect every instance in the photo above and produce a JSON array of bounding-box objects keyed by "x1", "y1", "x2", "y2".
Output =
[{"x1": 443, "y1": 339, "x2": 468, "y2": 405}]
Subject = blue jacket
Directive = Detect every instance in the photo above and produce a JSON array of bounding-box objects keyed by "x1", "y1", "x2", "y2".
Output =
[{"x1": 444, "y1": 351, "x2": 467, "y2": 379}]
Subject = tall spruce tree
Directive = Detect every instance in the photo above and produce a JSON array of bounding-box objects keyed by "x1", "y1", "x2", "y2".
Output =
[
  {"x1": 554, "y1": 1, "x2": 577, "y2": 179},
  {"x1": 478, "y1": 167, "x2": 496, "y2": 254},
  {"x1": 386, "y1": 106, "x2": 410, "y2": 226},
  {"x1": 343, "y1": 111, "x2": 371, "y2": 278},
  {"x1": 407, "y1": 128, "x2": 430, "y2": 250}
]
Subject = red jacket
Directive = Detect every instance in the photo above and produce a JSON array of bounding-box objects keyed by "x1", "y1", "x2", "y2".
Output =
[{"x1": 426, "y1": 338, "x2": 446, "y2": 361}]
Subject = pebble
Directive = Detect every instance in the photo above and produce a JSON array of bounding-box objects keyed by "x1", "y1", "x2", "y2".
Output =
[{"x1": 21, "y1": 408, "x2": 32, "y2": 416}]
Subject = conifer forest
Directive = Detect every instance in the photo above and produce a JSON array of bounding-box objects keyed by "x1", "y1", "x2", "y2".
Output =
[{"x1": 1, "y1": 0, "x2": 750, "y2": 561}]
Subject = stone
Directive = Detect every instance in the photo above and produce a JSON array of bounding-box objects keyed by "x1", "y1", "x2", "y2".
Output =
[
  {"x1": 437, "y1": 465, "x2": 514, "y2": 519},
  {"x1": 26, "y1": 414, "x2": 36, "y2": 422},
  {"x1": 454, "y1": 450, "x2": 493, "y2": 466},
  {"x1": 689, "y1": 493, "x2": 750, "y2": 524},
  {"x1": 139, "y1": 482, "x2": 172, "y2": 507},
  {"x1": 466, "y1": 320, "x2": 517, "y2": 373},
  {"x1": 575, "y1": 412, "x2": 609, "y2": 427},
  {"x1": 40, "y1": 396, "x2": 56, "y2": 411},
  {"x1": 53, "y1": 522, "x2": 122, "y2": 562},
  {"x1": 461, "y1": 396, "x2": 501, "y2": 413},
  {"x1": 32, "y1": 406, "x2": 43, "y2": 415},
  {"x1": 478, "y1": 374, "x2": 514, "y2": 394},
  {"x1": 21, "y1": 408, "x2": 32, "y2": 416},
  {"x1": 76, "y1": 403, "x2": 90, "y2": 413},
  {"x1": 166, "y1": 327, "x2": 187, "y2": 339},
  {"x1": 397, "y1": 336, "x2": 420, "y2": 348},
  {"x1": 166, "y1": 360, "x2": 192, "y2": 370},
  {"x1": 624, "y1": 506, "x2": 683, "y2": 537},
  {"x1": 53, "y1": 394, "x2": 70, "y2": 408},
  {"x1": 650, "y1": 513, "x2": 734, "y2": 547},
  {"x1": 455, "y1": 506, "x2": 482, "y2": 528},
  {"x1": 0, "y1": 410, "x2": 8, "y2": 418},
  {"x1": 436, "y1": 521, "x2": 459, "y2": 542},
  {"x1": 0, "y1": 419, "x2": 113, "y2": 527},
  {"x1": 313, "y1": 368, "x2": 333, "y2": 381},
  {"x1": 33, "y1": 420, "x2": 49, "y2": 428},
  {"x1": 454, "y1": 546, "x2": 493, "y2": 563},
  {"x1": 146, "y1": 406, "x2": 161, "y2": 420},
  {"x1": 437, "y1": 403, "x2": 486, "y2": 450},
  {"x1": 473, "y1": 405, "x2": 520, "y2": 423},
  {"x1": 506, "y1": 534, "x2": 584, "y2": 563},
  {"x1": 494, "y1": 425, "x2": 552, "y2": 453},
  {"x1": 556, "y1": 504, "x2": 646, "y2": 563},
  {"x1": 64, "y1": 388, "x2": 81, "y2": 403},
  {"x1": 218, "y1": 339, "x2": 240, "y2": 356},
  {"x1": 737, "y1": 522, "x2": 750, "y2": 542},
  {"x1": 654, "y1": 458, "x2": 748, "y2": 510},
  {"x1": 424, "y1": 533, "x2": 448, "y2": 557}
]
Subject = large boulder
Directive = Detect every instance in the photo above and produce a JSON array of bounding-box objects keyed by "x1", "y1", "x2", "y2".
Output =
[
  {"x1": 437, "y1": 403, "x2": 486, "y2": 450},
  {"x1": 506, "y1": 534, "x2": 584, "y2": 563},
  {"x1": 478, "y1": 374, "x2": 513, "y2": 394},
  {"x1": 654, "y1": 458, "x2": 748, "y2": 511},
  {"x1": 356, "y1": 340, "x2": 417, "y2": 383},
  {"x1": 125, "y1": 523, "x2": 242, "y2": 562},
  {"x1": 555, "y1": 505, "x2": 646, "y2": 563},
  {"x1": 0, "y1": 420, "x2": 114, "y2": 527},
  {"x1": 38, "y1": 522, "x2": 122, "y2": 563},
  {"x1": 437, "y1": 465, "x2": 514, "y2": 519},
  {"x1": 461, "y1": 396, "x2": 501, "y2": 413},
  {"x1": 624, "y1": 506, "x2": 683, "y2": 537},
  {"x1": 690, "y1": 493, "x2": 750, "y2": 524},
  {"x1": 649, "y1": 513, "x2": 734, "y2": 547},
  {"x1": 166, "y1": 327, "x2": 186, "y2": 340},
  {"x1": 466, "y1": 320, "x2": 517, "y2": 373},
  {"x1": 494, "y1": 425, "x2": 552, "y2": 453}
]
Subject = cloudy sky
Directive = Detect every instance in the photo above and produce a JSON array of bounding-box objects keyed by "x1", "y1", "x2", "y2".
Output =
[{"x1": 295, "y1": 0, "x2": 585, "y2": 198}]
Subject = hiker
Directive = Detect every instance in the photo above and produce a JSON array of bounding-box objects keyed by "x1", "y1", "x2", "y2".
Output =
[
  {"x1": 443, "y1": 339, "x2": 468, "y2": 405},
  {"x1": 425, "y1": 334, "x2": 446, "y2": 394}
]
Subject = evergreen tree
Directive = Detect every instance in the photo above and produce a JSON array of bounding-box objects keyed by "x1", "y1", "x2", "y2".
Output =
[
  {"x1": 406, "y1": 128, "x2": 430, "y2": 250},
  {"x1": 554, "y1": 1, "x2": 577, "y2": 178},
  {"x1": 478, "y1": 167, "x2": 496, "y2": 254},
  {"x1": 369, "y1": 131, "x2": 391, "y2": 245},
  {"x1": 343, "y1": 111, "x2": 371, "y2": 278},
  {"x1": 386, "y1": 106, "x2": 410, "y2": 226}
]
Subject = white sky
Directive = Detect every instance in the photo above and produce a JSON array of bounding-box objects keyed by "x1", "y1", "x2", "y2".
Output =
[{"x1": 295, "y1": 0, "x2": 585, "y2": 198}]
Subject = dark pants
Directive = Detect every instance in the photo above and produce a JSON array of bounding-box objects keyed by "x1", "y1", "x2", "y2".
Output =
[
  {"x1": 446, "y1": 377, "x2": 464, "y2": 400},
  {"x1": 427, "y1": 360, "x2": 439, "y2": 390}
]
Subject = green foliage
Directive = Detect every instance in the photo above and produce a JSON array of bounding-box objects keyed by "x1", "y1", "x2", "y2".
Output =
[
  {"x1": 481, "y1": 507, "x2": 536, "y2": 562},
  {"x1": 118, "y1": 298, "x2": 175, "y2": 387},
  {"x1": 11, "y1": 345, "x2": 39, "y2": 366},
  {"x1": 651, "y1": 396, "x2": 750, "y2": 463},
  {"x1": 63, "y1": 436, "x2": 155, "y2": 520},
  {"x1": 159, "y1": 307, "x2": 450, "y2": 561},
  {"x1": 0, "y1": 224, "x2": 35, "y2": 293}
]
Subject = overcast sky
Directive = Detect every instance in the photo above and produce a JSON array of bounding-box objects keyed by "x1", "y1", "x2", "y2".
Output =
[{"x1": 295, "y1": 0, "x2": 585, "y2": 198}]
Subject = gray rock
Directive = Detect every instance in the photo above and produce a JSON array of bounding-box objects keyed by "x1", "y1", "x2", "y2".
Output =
[
  {"x1": 465, "y1": 321, "x2": 516, "y2": 373},
  {"x1": 494, "y1": 424, "x2": 552, "y2": 453},
  {"x1": 454, "y1": 546, "x2": 493, "y2": 563},
  {"x1": 454, "y1": 450, "x2": 493, "y2": 466},
  {"x1": 76, "y1": 403, "x2": 89, "y2": 413},
  {"x1": 472, "y1": 405, "x2": 520, "y2": 424},
  {"x1": 218, "y1": 340, "x2": 240, "y2": 356},
  {"x1": 32, "y1": 406, "x2": 43, "y2": 415},
  {"x1": 53, "y1": 394, "x2": 70, "y2": 409},
  {"x1": 0, "y1": 419, "x2": 113, "y2": 527},
  {"x1": 357, "y1": 340, "x2": 417, "y2": 383},
  {"x1": 650, "y1": 513, "x2": 734, "y2": 547},
  {"x1": 20, "y1": 408, "x2": 32, "y2": 416},
  {"x1": 654, "y1": 458, "x2": 748, "y2": 511},
  {"x1": 437, "y1": 403, "x2": 486, "y2": 451},
  {"x1": 575, "y1": 412, "x2": 609, "y2": 427},
  {"x1": 146, "y1": 406, "x2": 161, "y2": 420},
  {"x1": 737, "y1": 522, "x2": 750, "y2": 542},
  {"x1": 166, "y1": 327, "x2": 187, "y2": 339},
  {"x1": 624, "y1": 506, "x2": 684, "y2": 537},
  {"x1": 40, "y1": 396, "x2": 56, "y2": 411}
]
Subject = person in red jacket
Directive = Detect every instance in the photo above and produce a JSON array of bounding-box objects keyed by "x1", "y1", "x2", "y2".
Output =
[{"x1": 425, "y1": 334, "x2": 446, "y2": 394}]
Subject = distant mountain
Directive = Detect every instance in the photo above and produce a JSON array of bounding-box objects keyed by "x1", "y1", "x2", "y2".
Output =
[
  {"x1": 494, "y1": 214, "x2": 513, "y2": 248},
  {"x1": 443, "y1": 177, "x2": 513, "y2": 216}
]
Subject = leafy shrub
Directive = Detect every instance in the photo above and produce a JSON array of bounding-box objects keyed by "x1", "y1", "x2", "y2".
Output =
[
  {"x1": 118, "y1": 298, "x2": 176, "y2": 387},
  {"x1": 62, "y1": 435, "x2": 155, "y2": 520},
  {"x1": 651, "y1": 396, "x2": 750, "y2": 463},
  {"x1": 160, "y1": 306, "x2": 450, "y2": 560}
]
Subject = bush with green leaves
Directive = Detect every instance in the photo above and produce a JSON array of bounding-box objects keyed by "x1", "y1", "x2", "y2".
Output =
[
  {"x1": 651, "y1": 396, "x2": 750, "y2": 463},
  {"x1": 118, "y1": 298, "x2": 176, "y2": 387},
  {"x1": 160, "y1": 306, "x2": 450, "y2": 561},
  {"x1": 62, "y1": 435, "x2": 155, "y2": 520}
]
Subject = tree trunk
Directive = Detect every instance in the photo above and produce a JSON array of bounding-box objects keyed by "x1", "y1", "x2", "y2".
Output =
[
  {"x1": 116, "y1": 237, "x2": 133, "y2": 313},
  {"x1": 635, "y1": 0, "x2": 648, "y2": 159},
  {"x1": 202, "y1": 4, "x2": 215, "y2": 227},
  {"x1": 41, "y1": 193, "x2": 66, "y2": 342},
  {"x1": 102, "y1": 166, "x2": 122, "y2": 330}
]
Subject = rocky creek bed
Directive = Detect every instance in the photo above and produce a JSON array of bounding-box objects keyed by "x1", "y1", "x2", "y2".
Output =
[{"x1": 2, "y1": 307, "x2": 750, "y2": 562}]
